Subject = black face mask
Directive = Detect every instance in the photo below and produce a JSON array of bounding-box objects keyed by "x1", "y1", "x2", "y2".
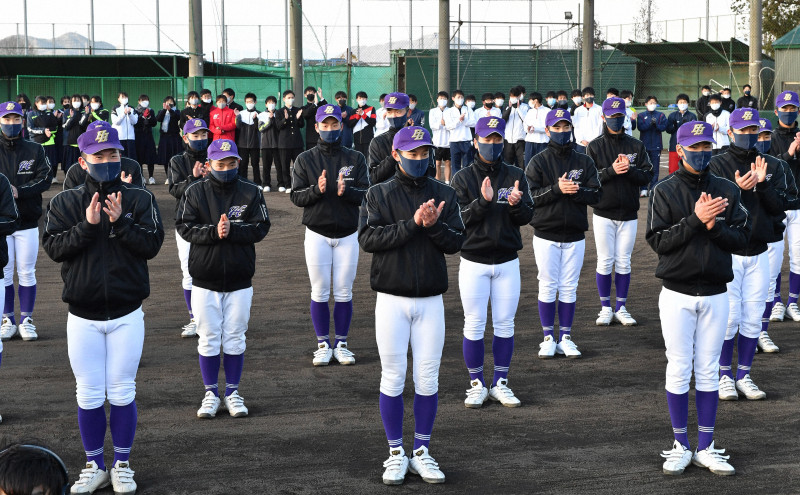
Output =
[
  {"x1": 307, "y1": 94, "x2": 315, "y2": 102},
  {"x1": 484, "y1": 102, "x2": 492, "y2": 109},
  {"x1": 338, "y1": 99, "x2": 346, "y2": 107}
]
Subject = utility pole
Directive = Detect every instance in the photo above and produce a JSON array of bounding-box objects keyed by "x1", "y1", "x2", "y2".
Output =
[
  {"x1": 646, "y1": 0, "x2": 652, "y2": 42},
  {"x1": 23, "y1": 0, "x2": 28, "y2": 55},
  {"x1": 409, "y1": 0, "x2": 413, "y2": 49},
  {"x1": 705, "y1": 0, "x2": 710, "y2": 39},
  {"x1": 188, "y1": 0, "x2": 203, "y2": 89},
  {"x1": 90, "y1": 0, "x2": 95, "y2": 54},
  {"x1": 347, "y1": 0, "x2": 352, "y2": 96},
  {"x1": 290, "y1": 0, "x2": 304, "y2": 97},
  {"x1": 221, "y1": 0, "x2": 226, "y2": 63},
  {"x1": 438, "y1": 0, "x2": 449, "y2": 92},
  {"x1": 156, "y1": 0, "x2": 161, "y2": 54},
  {"x1": 749, "y1": 0, "x2": 762, "y2": 107},
  {"x1": 582, "y1": 0, "x2": 593, "y2": 89}
]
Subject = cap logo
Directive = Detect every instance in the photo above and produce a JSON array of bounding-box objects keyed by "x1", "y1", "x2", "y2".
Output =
[
  {"x1": 742, "y1": 111, "x2": 753, "y2": 121},
  {"x1": 194, "y1": 119, "x2": 201, "y2": 127},
  {"x1": 5, "y1": 103, "x2": 14, "y2": 110},
  {"x1": 760, "y1": 119, "x2": 766, "y2": 126},
  {"x1": 555, "y1": 109, "x2": 564, "y2": 117},
  {"x1": 220, "y1": 141, "x2": 231, "y2": 151},
  {"x1": 487, "y1": 118, "x2": 499, "y2": 128},
  {"x1": 95, "y1": 130, "x2": 109, "y2": 143},
  {"x1": 611, "y1": 100, "x2": 621, "y2": 108},
  {"x1": 324, "y1": 105, "x2": 334, "y2": 114},
  {"x1": 785, "y1": 92, "x2": 793, "y2": 101},
  {"x1": 691, "y1": 123, "x2": 705, "y2": 136},
  {"x1": 388, "y1": 96, "x2": 397, "y2": 104},
  {"x1": 411, "y1": 129, "x2": 425, "y2": 140}
]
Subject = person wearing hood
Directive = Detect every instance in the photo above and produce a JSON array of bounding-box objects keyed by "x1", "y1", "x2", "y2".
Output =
[
  {"x1": 705, "y1": 94, "x2": 731, "y2": 156},
  {"x1": 290, "y1": 104, "x2": 369, "y2": 367},
  {"x1": 451, "y1": 116, "x2": 533, "y2": 410},
  {"x1": 134, "y1": 94, "x2": 158, "y2": 184}
]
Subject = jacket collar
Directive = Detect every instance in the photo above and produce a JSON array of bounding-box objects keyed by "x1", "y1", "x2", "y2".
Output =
[
  {"x1": 547, "y1": 139, "x2": 574, "y2": 157},
  {"x1": 675, "y1": 162, "x2": 709, "y2": 188},
  {"x1": 395, "y1": 167, "x2": 428, "y2": 189},
  {"x1": 473, "y1": 154, "x2": 502, "y2": 175},
  {"x1": 727, "y1": 143, "x2": 758, "y2": 163},
  {"x1": 0, "y1": 133, "x2": 19, "y2": 150},
  {"x1": 317, "y1": 139, "x2": 342, "y2": 156},
  {"x1": 85, "y1": 175, "x2": 123, "y2": 196}
]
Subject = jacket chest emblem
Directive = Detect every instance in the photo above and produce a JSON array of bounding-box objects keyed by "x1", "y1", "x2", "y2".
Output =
[
  {"x1": 228, "y1": 204, "x2": 247, "y2": 219},
  {"x1": 497, "y1": 187, "x2": 512, "y2": 202},
  {"x1": 567, "y1": 169, "x2": 583, "y2": 181},
  {"x1": 18, "y1": 159, "x2": 34, "y2": 173},
  {"x1": 338, "y1": 165, "x2": 354, "y2": 177}
]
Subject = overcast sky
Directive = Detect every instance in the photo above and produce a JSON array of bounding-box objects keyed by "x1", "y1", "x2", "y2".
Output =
[{"x1": 0, "y1": 0, "x2": 740, "y2": 60}]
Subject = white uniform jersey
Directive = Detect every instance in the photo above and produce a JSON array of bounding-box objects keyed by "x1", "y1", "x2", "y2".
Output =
[
  {"x1": 429, "y1": 107, "x2": 450, "y2": 148},
  {"x1": 504, "y1": 103, "x2": 529, "y2": 142},
  {"x1": 573, "y1": 104, "x2": 604, "y2": 144},
  {"x1": 444, "y1": 105, "x2": 476, "y2": 143},
  {"x1": 706, "y1": 110, "x2": 731, "y2": 149},
  {"x1": 374, "y1": 107, "x2": 389, "y2": 137},
  {"x1": 473, "y1": 107, "x2": 501, "y2": 120},
  {"x1": 523, "y1": 105, "x2": 550, "y2": 144}
]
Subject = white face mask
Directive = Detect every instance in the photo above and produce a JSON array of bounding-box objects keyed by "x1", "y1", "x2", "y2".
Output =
[
  {"x1": 677, "y1": 103, "x2": 688, "y2": 112},
  {"x1": 119, "y1": 98, "x2": 128, "y2": 106},
  {"x1": 202, "y1": 97, "x2": 212, "y2": 104},
  {"x1": 47, "y1": 102, "x2": 55, "y2": 110},
  {"x1": 710, "y1": 103, "x2": 721, "y2": 111},
  {"x1": 722, "y1": 94, "x2": 731, "y2": 99},
  {"x1": 495, "y1": 99, "x2": 504, "y2": 107},
  {"x1": 91, "y1": 102, "x2": 100, "y2": 110},
  {"x1": 509, "y1": 97, "x2": 519, "y2": 105},
  {"x1": 519, "y1": 94, "x2": 525, "y2": 102},
  {"x1": 36, "y1": 103, "x2": 46, "y2": 111},
  {"x1": 267, "y1": 103, "x2": 276, "y2": 111},
  {"x1": 285, "y1": 98, "x2": 294, "y2": 107},
  {"x1": 528, "y1": 100, "x2": 536, "y2": 108},
  {"x1": 140, "y1": 100, "x2": 149, "y2": 108},
  {"x1": 226, "y1": 95, "x2": 232, "y2": 103},
  {"x1": 454, "y1": 97, "x2": 464, "y2": 106},
  {"x1": 702, "y1": 91, "x2": 710, "y2": 97},
  {"x1": 409, "y1": 103, "x2": 417, "y2": 110},
  {"x1": 466, "y1": 101, "x2": 475, "y2": 109},
  {"x1": 72, "y1": 101, "x2": 82, "y2": 109},
  {"x1": 246, "y1": 102, "x2": 255, "y2": 110},
  {"x1": 357, "y1": 99, "x2": 367, "y2": 107},
  {"x1": 573, "y1": 97, "x2": 582, "y2": 105},
  {"x1": 437, "y1": 99, "x2": 447, "y2": 108},
  {"x1": 646, "y1": 103, "x2": 657, "y2": 112},
  {"x1": 625, "y1": 99, "x2": 632, "y2": 107},
  {"x1": 189, "y1": 98, "x2": 199, "y2": 105}
]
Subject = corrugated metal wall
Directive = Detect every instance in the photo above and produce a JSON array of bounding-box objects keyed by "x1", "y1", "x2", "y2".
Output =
[{"x1": 776, "y1": 49, "x2": 800, "y2": 95}]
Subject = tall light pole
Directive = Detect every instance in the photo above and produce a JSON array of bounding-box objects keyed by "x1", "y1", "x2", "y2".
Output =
[
  {"x1": 749, "y1": 0, "x2": 762, "y2": 106},
  {"x1": 188, "y1": 0, "x2": 203, "y2": 89}
]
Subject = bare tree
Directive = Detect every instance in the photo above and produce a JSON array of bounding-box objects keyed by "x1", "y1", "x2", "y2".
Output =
[{"x1": 634, "y1": 0, "x2": 662, "y2": 42}]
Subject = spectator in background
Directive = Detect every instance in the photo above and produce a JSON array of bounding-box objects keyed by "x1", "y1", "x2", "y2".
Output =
[
  {"x1": 209, "y1": 94, "x2": 236, "y2": 141},
  {"x1": 63, "y1": 94, "x2": 86, "y2": 171},
  {"x1": 156, "y1": 95, "x2": 183, "y2": 180},
  {"x1": 236, "y1": 92, "x2": 262, "y2": 184},
  {"x1": 27, "y1": 95, "x2": 60, "y2": 177},
  {"x1": 474, "y1": 92, "x2": 501, "y2": 120},
  {"x1": 621, "y1": 89, "x2": 637, "y2": 136},
  {"x1": 465, "y1": 94, "x2": 477, "y2": 162},
  {"x1": 199, "y1": 88, "x2": 213, "y2": 124},
  {"x1": 605, "y1": 87, "x2": 620, "y2": 99},
  {"x1": 258, "y1": 95, "x2": 279, "y2": 192},
  {"x1": 429, "y1": 91, "x2": 451, "y2": 183},
  {"x1": 80, "y1": 94, "x2": 90, "y2": 109},
  {"x1": 555, "y1": 90, "x2": 570, "y2": 110},
  {"x1": 275, "y1": 89, "x2": 305, "y2": 193},
  {"x1": 134, "y1": 93, "x2": 158, "y2": 184},
  {"x1": 374, "y1": 93, "x2": 389, "y2": 138},
  {"x1": 352, "y1": 91, "x2": 377, "y2": 158},
  {"x1": 573, "y1": 87, "x2": 603, "y2": 154},
  {"x1": 111, "y1": 91, "x2": 139, "y2": 160},
  {"x1": 57, "y1": 96, "x2": 70, "y2": 173},
  {"x1": 737, "y1": 84, "x2": 758, "y2": 109},
  {"x1": 0, "y1": 442, "x2": 70, "y2": 495},
  {"x1": 569, "y1": 89, "x2": 583, "y2": 115},
  {"x1": 87, "y1": 95, "x2": 110, "y2": 125},
  {"x1": 180, "y1": 91, "x2": 204, "y2": 128},
  {"x1": 665, "y1": 93, "x2": 697, "y2": 174},
  {"x1": 301, "y1": 86, "x2": 326, "y2": 150},
  {"x1": 15, "y1": 94, "x2": 31, "y2": 139},
  {"x1": 445, "y1": 89, "x2": 476, "y2": 175},
  {"x1": 222, "y1": 88, "x2": 243, "y2": 113},
  {"x1": 334, "y1": 91, "x2": 357, "y2": 148},
  {"x1": 523, "y1": 91, "x2": 549, "y2": 165},
  {"x1": 502, "y1": 86, "x2": 528, "y2": 167},
  {"x1": 705, "y1": 93, "x2": 731, "y2": 156},
  {"x1": 696, "y1": 84, "x2": 712, "y2": 119},
  {"x1": 407, "y1": 94, "x2": 425, "y2": 127},
  {"x1": 720, "y1": 87, "x2": 736, "y2": 114},
  {"x1": 494, "y1": 91, "x2": 505, "y2": 112},
  {"x1": 636, "y1": 95, "x2": 668, "y2": 195}
]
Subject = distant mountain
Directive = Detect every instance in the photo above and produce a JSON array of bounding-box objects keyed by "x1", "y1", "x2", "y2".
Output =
[{"x1": 0, "y1": 32, "x2": 116, "y2": 55}]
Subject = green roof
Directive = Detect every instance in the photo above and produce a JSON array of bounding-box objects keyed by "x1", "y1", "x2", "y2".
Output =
[
  {"x1": 609, "y1": 39, "x2": 772, "y2": 64},
  {"x1": 773, "y1": 25, "x2": 800, "y2": 49}
]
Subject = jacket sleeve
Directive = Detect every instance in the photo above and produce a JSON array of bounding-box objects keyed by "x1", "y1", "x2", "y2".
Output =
[
  {"x1": 235, "y1": 113, "x2": 243, "y2": 129},
  {"x1": 429, "y1": 109, "x2": 442, "y2": 130},
  {"x1": 176, "y1": 187, "x2": 220, "y2": 245},
  {"x1": 227, "y1": 189, "x2": 270, "y2": 244},
  {"x1": 586, "y1": 144, "x2": 614, "y2": 183},
  {"x1": 755, "y1": 168, "x2": 787, "y2": 216},
  {"x1": 625, "y1": 145, "x2": 655, "y2": 186},
  {"x1": 637, "y1": 113, "x2": 653, "y2": 131},
  {"x1": 168, "y1": 156, "x2": 199, "y2": 199},
  {"x1": 526, "y1": 159, "x2": 562, "y2": 206},
  {"x1": 780, "y1": 160, "x2": 800, "y2": 210},
  {"x1": 364, "y1": 108, "x2": 377, "y2": 126},
  {"x1": 301, "y1": 103, "x2": 316, "y2": 120},
  {"x1": 344, "y1": 108, "x2": 359, "y2": 128},
  {"x1": 26, "y1": 112, "x2": 45, "y2": 136},
  {"x1": 655, "y1": 112, "x2": 668, "y2": 132},
  {"x1": 509, "y1": 173, "x2": 535, "y2": 226},
  {"x1": 646, "y1": 185, "x2": 708, "y2": 255},
  {"x1": 16, "y1": 145, "x2": 52, "y2": 198},
  {"x1": 289, "y1": 154, "x2": 324, "y2": 207},
  {"x1": 453, "y1": 172, "x2": 492, "y2": 227},
  {"x1": 570, "y1": 159, "x2": 602, "y2": 205},
  {"x1": 0, "y1": 175, "x2": 19, "y2": 236},
  {"x1": 111, "y1": 189, "x2": 164, "y2": 260},
  {"x1": 424, "y1": 189, "x2": 465, "y2": 254},
  {"x1": 220, "y1": 111, "x2": 236, "y2": 132},
  {"x1": 340, "y1": 153, "x2": 370, "y2": 206},
  {"x1": 358, "y1": 188, "x2": 421, "y2": 252},
  {"x1": 708, "y1": 188, "x2": 750, "y2": 252},
  {"x1": 156, "y1": 109, "x2": 167, "y2": 123},
  {"x1": 665, "y1": 113, "x2": 679, "y2": 134},
  {"x1": 111, "y1": 107, "x2": 125, "y2": 126},
  {"x1": 64, "y1": 110, "x2": 81, "y2": 130},
  {"x1": 43, "y1": 193, "x2": 102, "y2": 262}
]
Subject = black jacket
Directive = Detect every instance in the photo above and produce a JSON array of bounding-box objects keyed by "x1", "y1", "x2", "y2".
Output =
[
  {"x1": 27, "y1": 110, "x2": 60, "y2": 145},
  {"x1": 199, "y1": 102, "x2": 212, "y2": 125},
  {"x1": 275, "y1": 106, "x2": 305, "y2": 149},
  {"x1": 42, "y1": 177, "x2": 164, "y2": 320},
  {"x1": 134, "y1": 106, "x2": 157, "y2": 134},
  {"x1": 64, "y1": 158, "x2": 145, "y2": 190},
  {"x1": 525, "y1": 140, "x2": 602, "y2": 242},
  {"x1": 176, "y1": 175, "x2": 270, "y2": 292},
  {"x1": 709, "y1": 146, "x2": 787, "y2": 256},
  {"x1": 770, "y1": 123, "x2": 800, "y2": 189},
  {"x1": 0, "y1": 135, "x2": 52, "y2": 230},
  {"x1": 63, "y1": 108, "x2": 88, "y2": 145},
  {"x1": 180, "y1": 106, "x2": 204, "y2": 129},
  {"x1": 367, "y1": 128, "x2": 435, "y2": 184},
  {"x1": 258, "y1": 111, "x2": 279, "y2": 149},
  {"x1": 168, "y1": 148, "x2": 207, "y2": 217},
  {"x1": 737, "y1": 95, "x2": 758, "y2": 109},
  {"x1": 586, "y1": 128, "x2": 653, "y2": 221},
  {"x1": 768, "y1": 159, "x2": 798, "y2": 241},
  {"x1": 358, "y1": 170, "x2": 465, "y2": 297},
  {"x1": 665, "y1": 110, "x2": 697, "y2": 151},
  {"x1": 721, "y1": 97, "x2": 736, "y2": 114},
  {"x1": 301, "y1": 99, "x2": 327, "y2": 146},
  {"x1": 156, "y1": 108, "x2": 181, "y2": 136},
  {"x1": 451, "y1": 155, "x2": 534, "y2": 264},
  {"x1": 290, "y1": 139, "x2": 369, "y2": 238},
  {"x1": 646, "y1": 164, "x2": 749, "y2": 296},
  {"x1": 235, "y1": 110, "x2": 260, "y2": 149},
  {"x1": 696, "y1": 95, "x2": 710, "y2": 120},
  {"x1": 0, "y1": 174, "x2": 19, "y2": 268}
]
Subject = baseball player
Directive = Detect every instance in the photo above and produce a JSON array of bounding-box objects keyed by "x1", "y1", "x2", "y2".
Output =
[
  {"x1": 451, "y1": 116, "x2": 533, "y2": 409},
  {"x1": 0, "y1": 173, "x2": 18, "y2": 424},
  {"x1": 63, "y1": 121, "x2": 145, "y2": 190},
  {"x1": 709, "y1": 108, "x2": 786, "y2": 401},
  {"x1": 290, "y1": 104, "x2": 369, "y2": 366},
  {"x1": 647, "y1": 120, "x2": 747, "y2": 476},
  {"x1": 368, "y1": 92, "x2": 412, "y2": 185},
  {"x1": 358, "y1": 126, "x2": 464, "y2": 485},
  {"x1": 525, "y1": 108, "x2": 601, "y2": 359},
  {"x1": 586, "y1": 97, "x2": 653, "y2": 326},
  {"x1": 167, "y1": 118, "x2": 212, "y2": 338},
  {"x1": 0, "y1": 101, "x2": 51, "y2": 342},
  {"x1": 769, "y1": 90, "x2": 800, "y2": 321},
  {"x1": 176, "y1": 139, "x2": 270, "y2": 420},
  {"x1": 42, "y1": 124, "x2": 164, "y2": 494}
]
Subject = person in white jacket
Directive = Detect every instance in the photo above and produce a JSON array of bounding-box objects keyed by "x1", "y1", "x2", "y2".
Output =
[
  {"x1": 572, "y1": 87, "x2": 603, "y2": 153},
  {"x1": 705, "y1": 94, "x2": 731, "y2": 155},
  {"x1": 444, "y1": 90, "x2": 476, "y2": 175},
  {"x1": 502, "y1": 86, "x2": 529, "y2": 167},
  {"x1": 474, "y1": 93, "x2": 502, "y2": 120},
  {"x1": 111, "y1": 91, "x2": 139, "y2": 160},
  {"x1": 374, "y1": 93, "x2": 389, "y2": 138},
  {"x1": 429, "y1": 91, "x2": 451, "y2": 182},
  {"x1": 523, "y1": 92, "x2": 549, "y2": 166}
]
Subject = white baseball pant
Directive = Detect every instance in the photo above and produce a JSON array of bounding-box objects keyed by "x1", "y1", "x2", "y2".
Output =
[
  {"x1": 67, "y1": 307, "x2": 144, "y2": 409},
  {"x1": 375, "y1": 292, "x2": 445, "y2": 397},
  {"x1": 726, "y1": 253, "x2": 769, "y2": 340},
  {"x1": 193, "y1": 286, "x2": 252, "y2": 357},
  {"x1": 786, "y1": 209, "x2": 800, "y2": 273},
  {"x1": 176, "y1": 229, "x2": 192, "y2": 291},
  {"x1": 532, "y1": 237, "x2": 585, "y2": 303},
  {"x1": 4, "y1": 227, "x2": 38, "y2": 286},
  {"x1": 659, "y1": 288, "x2": 728, "y2": 394},
  {"x1": 304, "y1": 228, "x2": 359, "y2": 303},
  {"x1": 459, "y1": 257, "x2": 520, "y2": 340},
  {"x1": 767, "y1": 240, "x2": 784, "y2": 303},
  {"x1": 592, "y1": 215, "x2": 637, "y2": 275}
]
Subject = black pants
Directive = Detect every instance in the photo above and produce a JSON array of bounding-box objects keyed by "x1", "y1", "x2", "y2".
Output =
[
  {"x1": 278, "y1": 147, "x2": 302, "y2": 188},
  {"x1": 504, "y1": 140, "x2": 525, "y2": 168},
  {"x1": 238, "y1": 147, "x2": 261, "y2": 184},
  {"x1": 260, "y1": 148, "x2": 278, "y2": 188}
]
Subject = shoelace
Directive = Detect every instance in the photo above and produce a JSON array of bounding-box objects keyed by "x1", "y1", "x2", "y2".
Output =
[{"x1": 383, "y1": 454, "x2": 406, "y2": 469}]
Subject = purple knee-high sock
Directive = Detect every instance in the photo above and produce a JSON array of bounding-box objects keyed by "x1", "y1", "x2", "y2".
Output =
[
  {"x1": 110, "y1": 401, "x2": 137, "y2": 464},
  {"x1": 379, "y1": 393, "x2": 404, "y2": 451},
  {"x1": 596, "y1": 272, "x2": 612, "y2": 308},
  {"x1": 78, "y1": 406, "x2": 107, "y2": 470},
  {"x1": 413, "y1": 393, "x2": 438, "y2": 450},
  {"x1": 198, "y1": 354, "x2": 220, "y2": 394},
  {"x1": 615, "y1": 272, "x2": 631, "y2": 311},
  {"x1": 492, "y1": 335, "x2": 514, "y2": 386},
  {"x1": 462, "y1": 337, "x2": 485, "y2": 385},
  {"x1": 310, "y1": 301, "x2": 330, "y2": 346},
  {"x1": 183, "y1": 289, "x2": 193, "y2": 318},
  {"x1": 719, "y1": 337, "x2": 735, "y2": 379},
  {"x1": 333, "y1": 300, "x2": 353, "y2": 347},
  {"x1": 666, "y1": 391, "x2": 690, "y2": 449},
  {"x1": 696, "y1": 390, "x2": 718, "y2": 451},
  {"x1": 538, "y1": 300, "x2": 555, "y2": 338},
  {"x1": 3, "y1": 285, "x2": 14, "y2": 323},
  {"x1": 774, "y1": 273, "x2": 783, "y2": 303},
  {"x1": 788, "y1": 272, "x2": 800, "y2": 304},
  {"x1": 557, "y1": 301, "x2": 576, "y2": 340},
  {"x1": 18, "y1": 284, "x2": 35, "y2": 318},
  {"x1": 223, "y1": 353, "x2": 244, "y2": 396},
  {"x1": 762, "y1": 301, "x2": 773, "y2": 333},
  {"x1": 736, "y1": 335, "x2": 759, "y2": 381}
]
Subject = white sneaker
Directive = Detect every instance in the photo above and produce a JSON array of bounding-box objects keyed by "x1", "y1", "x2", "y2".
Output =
[
  {"x1": 285, "y1": 188, "x2": 292, "y2": 194},
  {"x1": 692, "y1": 441, "x2": 735, "y2": 475},
  {"x1": 735, "y1": 374, "x2": 766, "y2": 400},
  {"x1": 148, "y1": 177, "x2": 155, "y2": 185},
  {"x1": 556, "y1": 335, "x2": 582, "y2": 358},
  {"x1": 614, "y1": 306, "x2": 637, "y2": 326},
  {"x1": 785, "y1": 302, "x2": 800, "y2": 321},
  {"x1": 661, "y1": 440, "x2": 692, "y2": 475},
  {"x1": 718, "y1": 375, "x2": 738, "y2": 401},
  {"x1": 180, "y1": 319, "x2": 197, "y2": 338},
  {"x1": 263, "y1": 186, "x2": 271, "y2": 192},
  {"x1": 18, "y1": 317, "x2": 37, "y2": 341},
  {"x1": 0, "y1": 317, "x2": 16, "y2": 340},
  {"x1": 110, "y1": 460, "x2": 137, "y2": 495},
  {"x1": 313, "y1": 341, "x2": 333, "y2": 366},
  {"x1": 489, "y1": 378, "x2": 521, "y2": 407},
  {"x1": 770, "y1": 302, "x2": 785, "y2": 322},
  {"x1": 464, "y1": 379, "x2": 488, "y2": 409},
  {"x1": 224, "y1": 390, "x2": 249, "y2": 417},
  {"x1": 164, "y1": 179, "x2": 169, "y2": 185},
  {"x1": 382, "y1": 448, "x2": 409, "y2": 485},
  {"x1": 332, "y1": 341, "x2": 356, "y2": 365},
  {"x1": 278, "y1": 186, "x2": 286, "y2": 193},
  {"x1": 640, "y1": 190, "x2": 649, "y2": 197},
  {"x1": 51, "y1": 176, "x2": 58, "y2": 184},
  {"x1": 538, "y1": 335, "x2": 556, "y2": 359},
  {"x1": 197, "y1": 390, "x2": 221, "y2": 418},
  {"x1": 757, "y1": 331, "x2": 779, "y2": 353},
  {"x1": 408, "y1": 446, "x2": 445, "y2": 484},
  {"x1": 70, "y1": 460, "x2": 110, "y2": 493},
  {"x1": 595, "y1": 306, "x2": 613, "y2": 326}
]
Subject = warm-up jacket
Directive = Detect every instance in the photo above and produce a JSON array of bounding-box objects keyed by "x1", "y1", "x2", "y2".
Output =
[
  {"x1": 0, "y1": 173, "x2": 19, "y2": 267},
  {"x1": 167, "y1": 148, "x2": 207, "y2": 217},
  {"x1": 63, "y1": 157, "x2": 145, "y2": 190},
  {"x1": 0, "y1": 134, "x2": 52, "y2": 230},
  {"x1": 665, "y1": 110, "x2": 698, "y2": 152},
  {"x1": 235, "y1": 110, "x2": 261, "y2": 149}
]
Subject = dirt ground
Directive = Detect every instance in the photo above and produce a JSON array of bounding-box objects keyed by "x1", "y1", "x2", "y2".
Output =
[{"x1": 1, "y1": 161, "x2": 798, "y2": 495}]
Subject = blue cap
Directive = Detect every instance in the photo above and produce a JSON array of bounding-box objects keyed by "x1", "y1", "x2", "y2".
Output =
[
  {"x1": 384, "y1": 92, "x2": 410, "y2": 110},
  {"x1": 393, "y1": 126, "x2": 432, "y2": 151},
  {"x1": 676, "y1": 121, "x2": 716, "y2": 147},
  {"x1": 78, "y1": 126, "x2": 124, "y2": 154},
  {"x1": 601, "y1": 97, "x2": 626, "y2": 117},
  {"x1": 315, "y1": 104, "x2": 342, "y2": 123},
  {"x1": 729, "y1": 108, "x2": 760, "y2": 130},
  {"x1": 207, "y1": 139, "x2": 241, "y2": 161},
  {"x1": 545, "y1": 108, "x2": 572, "y2": 127},
  {"x1": 475, "y1": 116, "x2": 506, "y2": 138},
  {"x1": 776, "y1": 91, "x2": 800, "y2": 109},
  {"x1": 183, "y1": 118, "x2": 209, "y2": 134},
  {"x1": 758, "y1": 117, "x2": 772, "y2": 133},
  {"x1": 0, "y1": 101, "x2": 22, "y2": 118}
]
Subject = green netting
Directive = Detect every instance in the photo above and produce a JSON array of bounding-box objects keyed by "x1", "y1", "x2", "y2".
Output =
[{"x1": 16, "y1": 76, "x2": 179, "y2": 107}]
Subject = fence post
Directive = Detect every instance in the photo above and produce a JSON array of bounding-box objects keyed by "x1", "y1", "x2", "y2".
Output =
[
  {"x1": 389, "y1": 25, "x2": 392, "y2": 52},
  {"x1": 259, "y1": 25, "x2": 262, "y2": 61},
  {"x1": 122, "y1": 24, "x2": 126, "y2": 55},
  {"x1": 52, "y1": 24, "x2": 56, "y2": 56}
]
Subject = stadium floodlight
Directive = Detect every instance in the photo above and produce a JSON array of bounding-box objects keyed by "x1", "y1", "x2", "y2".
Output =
[{"x1": 564, "y1": 11, "x2": 573, "y2": 20}]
